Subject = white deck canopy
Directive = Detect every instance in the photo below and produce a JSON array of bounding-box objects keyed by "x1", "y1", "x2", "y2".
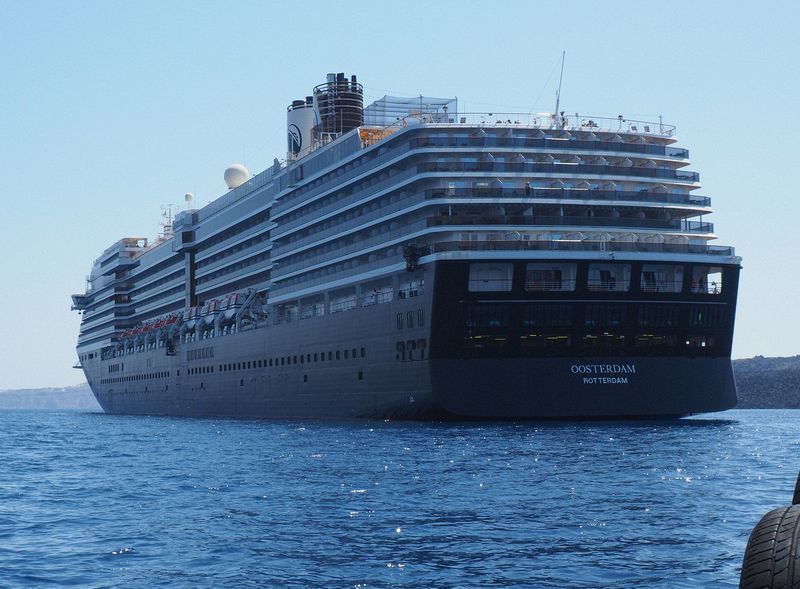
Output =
[{"x1": 364, "y1": 95, "x2": 458, "y2": 126}]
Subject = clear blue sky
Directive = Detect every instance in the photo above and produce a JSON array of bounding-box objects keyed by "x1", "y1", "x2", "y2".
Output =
[{"x1": 1, "y1": 1, "x2": 797, "y2": 389}]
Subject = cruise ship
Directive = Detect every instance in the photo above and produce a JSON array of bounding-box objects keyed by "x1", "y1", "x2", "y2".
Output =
[{"x1": 71, "y1": 72, "x2": 741, "y2": 419}]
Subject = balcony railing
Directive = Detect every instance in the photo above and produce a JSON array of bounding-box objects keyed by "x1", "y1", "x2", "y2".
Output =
[
  {"x1": 272, "y1": 186, "x2": 711, "y2": 260},
  {"x1": 409, "y1": 136, "x2": 688, "y2": 158},
  {"x1": 640, "y1": 280, "x2": 683, "y2": 293},
  {"x1": 426, "y1": 215, "x2": 713, "y2": 233},
  {"x1": 417, "y1": 161, "x2": 699, "y2": 182},
  {"x1": 275, "y1": 212, "x2": 715, "y2": 283},
  {"x1": 272, "y1": 166, "x2": 419, "y2": 235},
  {"x1": 427, "y1": 240, "x2": 736, "y2": 257},
  {"x1": 395, "y1": 111, "x2": 676, "y2": 136},
  {"x1": 525, "y1": 279, "x2": 577, "y2": 292},
  {"x1": 425, "y1": 187, "x2": 710, "y2": 207},
  {"x1": 587, "y1": 279, "x2": 629, "y2": 292}
]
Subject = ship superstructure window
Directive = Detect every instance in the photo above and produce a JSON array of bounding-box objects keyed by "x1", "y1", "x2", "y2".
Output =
[
  {"x1": 585, "y1": 304, "x2": 627, "y2": 328},
  {"x1": 688, "y1": 305, "x2": 726, "y2": 329},
  {"x1": 587, "y1": 264, "x2": 631, "y2": 292},
  {"x1": 640, "y1": 264, "x2": 684, "y2": 293},
  {"x1": 463, "y1": 334, "x2": 508, "y2": 352},
  {"x1": 582, "y1": 333, "x2": 626, "y2": 355},
  {"x1": 691, "y1": 266, "x2": 723, "y2": 294},
  {"x1": 520, "y1": 334, "x2": 571, "y2": 353},
  {"x1": 468, "y1": 263, "x2": 513, "y2": 292},
  {"x1": 465, "y1": 304, "x2": 510, "y2": 329},
  {"x1": 638, "y1": 305, "x2": 678, "y2": 328},
  {"x1": 525, "y1": 263, "x2": 577, "y2": 292},
  {"x1": 522, "y1": 304, "x2": 573, "y2": 327},
  {"x1": 685, "y1": 335, "x2": 716, "y2": 353}
]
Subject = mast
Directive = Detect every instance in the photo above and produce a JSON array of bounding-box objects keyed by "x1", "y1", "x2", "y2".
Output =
[{"x1": 554, "y1": 51, "x2": 566, "y2": 129}]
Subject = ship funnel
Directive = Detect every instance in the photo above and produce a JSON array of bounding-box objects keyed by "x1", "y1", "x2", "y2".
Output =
[
  {"x1": 287, "y1": 95, "x2": 318, "y2": 159},
  {"x1": 313, "y1": 72, "x2": 364, "y2": 136}
]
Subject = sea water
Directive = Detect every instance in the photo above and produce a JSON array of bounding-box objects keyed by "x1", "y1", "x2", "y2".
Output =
[{"x1": 0, "y1": 409, "x2": 797, "y2": 588}]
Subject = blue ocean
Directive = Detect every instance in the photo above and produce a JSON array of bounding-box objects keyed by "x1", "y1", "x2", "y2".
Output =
[{"x1": 0, "y1": 409, "x2": 797, "y2": 588}]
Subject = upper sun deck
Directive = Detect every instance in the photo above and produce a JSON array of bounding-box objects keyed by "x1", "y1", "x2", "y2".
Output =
[
  {"x1": 91, "y1": 237, "x2": 149, "y2": 274},
  {"x1": 359, "y1": 111, "x2": 678, "y2": 148}
]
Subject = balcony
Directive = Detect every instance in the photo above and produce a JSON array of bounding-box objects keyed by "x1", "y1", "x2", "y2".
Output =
[
  {"x1": 425, "y1": 187, "x2": 710, "y2": 207},
  {"x1": 428, "y1": 240, "x2": 735, "y2": 257},
  {"x1": 417, "y1": 161, "x2": 699, "y2": 182},
  {"x1": 409, "y1": 135, "x2": 688, "y2": 158},
  {"x1": 272, "y1": 187, "x2": 711, "y2": 260},
  {"x1": 426, "y1": 215, "x2": 713, "y2": 233}
]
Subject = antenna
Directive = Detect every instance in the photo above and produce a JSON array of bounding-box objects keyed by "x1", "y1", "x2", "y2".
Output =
[
  {"x1": 159, "y1": 204, "x2": 176, "y2": 240},
  {"x1": 554, "y1": 51, "x2": 566, "y2": 129}
]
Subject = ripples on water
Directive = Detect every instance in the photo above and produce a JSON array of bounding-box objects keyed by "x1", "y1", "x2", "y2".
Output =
[{"x1": 0, "y1": 410, "x2": 798, "y2": 588}]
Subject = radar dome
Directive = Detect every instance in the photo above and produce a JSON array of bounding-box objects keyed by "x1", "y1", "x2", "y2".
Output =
[{"x1": 224, "y1": 164, "x2": 251, "y2": 189}]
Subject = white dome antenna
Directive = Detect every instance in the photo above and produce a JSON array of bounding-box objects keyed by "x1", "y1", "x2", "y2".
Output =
[
  {"x1": 224, "y1": 164, "x2": 251, "y2": 189},
  {"x1": 184, "y1": 193, "x2": 194, "y2": 208}
]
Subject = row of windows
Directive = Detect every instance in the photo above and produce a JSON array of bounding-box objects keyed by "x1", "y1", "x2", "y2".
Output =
[
  {"x1": 104, "y1": 346, "x2": 371, "y2": 381},
  {"x1": 276, "y1": 183, "x2": 423, "y2": 251},
  {"x1": 277, "y1": 246, "x2": 401, "y2": 290},
  {"x1": 187, "y1": 347, "x2": 215, "y2": 361},
  {"x1": 278, "y1": 125, "x2": 675, "y2": 232},
  {"x1": 396, "y1": 309, "x2": 425, "y2": 330},
  {"x1": 196, "y1": 232, "x2": 270, "y2": 270},
  {"x1": 417, "y1": 160, "x2": 694, "y2": 182},
  {"x1": 273, "y1": 282, "x2": 422, "y2": 325},
  {"x1": 396, "y1": 339, "x2": 427, "y2": 361},
  {"x1": 185, "y1": 347, "x2": 370, "y2": 376},
  {"x1": 461, "y1": 333, "x2": 720, "y2": 357},
  {"x1": 128, "y1": 285, "x2": 184, "y2": 315},
  {"x1": 196, "y1": 252, "x2": 270, "y2": 286},
  {"x1": 408, "y1": 133, "x2": 676, "y2": 154},
  {"x1": 199, "y1": 272, "x2": 268, "y2": 302},
  {"x1": 275, "y1": 211, "x2": 421, "y2": 274},
  {"x1": 469, "y1": 263, "x2": 723, "y2": 295},
  {"x1": 276, "y1": 142, "x2": 404, "y2": 224},
  {"x1": 464, "y1": 303, "x2": 728, "y2": 331},
  {"x1": 195, "y1": 210, "x2": 270, "y2": 256},
  {"x1": 112, "y1": 255, "x2": 184, "y2": 306},
  {"x1": 100, "y1": 371, "x2": 170, "y2": 385},
  {"x1": 129, "y1": 269, "x2": 184, "y2": 299}
]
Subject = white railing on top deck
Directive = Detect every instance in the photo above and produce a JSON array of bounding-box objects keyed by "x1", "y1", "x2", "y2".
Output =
[{"x1": 370, "y1": 112, "x2": 675, "y2": 137}]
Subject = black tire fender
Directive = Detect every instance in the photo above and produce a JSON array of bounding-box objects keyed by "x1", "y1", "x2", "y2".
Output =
[{"x1": 740, "y1": 504, "x2": 800, "y2": 588}]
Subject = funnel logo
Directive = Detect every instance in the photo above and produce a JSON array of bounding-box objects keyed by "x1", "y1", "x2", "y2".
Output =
[{"x1": 288, "y1": 124, "x2": 302, "y2": 154}]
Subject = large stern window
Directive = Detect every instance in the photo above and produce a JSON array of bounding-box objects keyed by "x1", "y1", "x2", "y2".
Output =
[
  {"x1": 692, "y1": 266, "x2": 723, "y2": 294},
  {"x1": 641, "y1": 264, "x2": 684, "y2": 293},
  {"x1": 468, "y1": 263, "x2": 513, "y2": 292},
  {"x1": 587, "y1": 263, "x2": 632, "y2": 292},
  {"x1": 525, "y1": 263, "x2": 577, "y2": 292}
]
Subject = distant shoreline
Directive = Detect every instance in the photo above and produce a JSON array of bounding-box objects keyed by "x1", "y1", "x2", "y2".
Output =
[
  {"x1": 732, "y1": 355, "x2": 800, "y2": 409},
  {"x1": 0, "y1": 383, "x2": 101, "y2": 411},
  {"x1": 2, "y1": 355, "x2": 798, "y2": 411}
]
